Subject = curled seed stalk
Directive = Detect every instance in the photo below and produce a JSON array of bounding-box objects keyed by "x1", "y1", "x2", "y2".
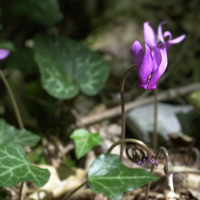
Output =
[
  {"x1": 145, "y1": 147, "x2": 170, "y2": 200},
  {"x1": 120, "y1": 65, "x2": 136, "y2": 160},
  {"x1": 107, "y1": 138, "x2": 151, "y2": 163}
]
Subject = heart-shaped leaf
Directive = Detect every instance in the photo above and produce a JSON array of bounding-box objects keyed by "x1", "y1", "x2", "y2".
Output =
[
  {"x1": 88, "y1": 153, "x2": 158, "y2": 200},
  {"x1": 0, "y1": 119, "x2": 40, "y2": 147},
  {"x1": 70, "y1": 128, "x2": 102, "y2": 159},
  {"x1": 34, "y1": 34, "x2": 110, "y2": 99},
  {"x1": 0, "y1": 142, "x2": 50, "y2": 187}
]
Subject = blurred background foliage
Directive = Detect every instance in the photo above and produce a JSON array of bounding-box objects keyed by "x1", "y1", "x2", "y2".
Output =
[{"x1": 0, "y1": 0, "x2": 199, "y2": 141}]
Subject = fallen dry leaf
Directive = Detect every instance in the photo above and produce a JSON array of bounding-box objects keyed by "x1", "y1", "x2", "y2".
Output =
[{"x1": 29, "y1": 165, "x2": 86, "y2": 200}]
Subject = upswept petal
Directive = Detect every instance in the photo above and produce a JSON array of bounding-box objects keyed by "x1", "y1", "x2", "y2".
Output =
[
  {"x1": 167, "y1": 34, "x2": 186, "y2": 45},
  {"x1": 163, "y1": 31, "x2": 172, "y2": 41},
  {"x1": 157, "y1": 21, "x2": 166, "y2": 43},
  {"x1": 130, "y1": 41, "x2": 144, "y2": 66},
  {"x1": 148, "y1": 46, "x2": 168, "y2": 90},
  {"x1": 136, "y1": 44, "x2": 153, "y2": 90},
  {"x1": 0, "y1": 49, "x2": 10, "y2": 60},
  {"x1": 143, "y1": 22, "x2": 157, "y2": 49}
]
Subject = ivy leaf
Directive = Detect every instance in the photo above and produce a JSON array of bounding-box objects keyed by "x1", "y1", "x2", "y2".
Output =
[
  {"x1": 70, "y1": 128, "x2": 102, "y2": 159},
  {"x1": 0, "y1": 119, "x2": 40, "y2": 147},
  {"x1": 0, "y1": 142, "x2": 50, "y2": 187},
  {"x1": 88, "y1": 153, "x2": 158, "y2": 200},
  {"x1": 34, "y1": 34, "x2": 110, "y2": 99}
]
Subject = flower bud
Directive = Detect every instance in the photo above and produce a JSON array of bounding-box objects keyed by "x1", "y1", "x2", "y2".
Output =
[{"x1": 164, "y1": 162, "x2": 174, "y2": 192}]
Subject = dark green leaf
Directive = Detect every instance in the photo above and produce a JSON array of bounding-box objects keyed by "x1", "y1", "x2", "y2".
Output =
[
  {"x1": 34, "y1": 34, "x2": 110, "y2": 99},
  {"x1": 0, "y1": 119, "x2": 40, "y2": 147},
  {"x1": 70, "y1": 128, "x2": 102, "y2": 159},
  {"x1": 0, "y1": 142, "x2": 50, "y2": 187},
  {"x1": 8, "y1": 49, "x2": 39, "y2": 75},
  {"x1": 12, "y1": 0, "x2": 63, "y2": 27},
  {"x1": 88, "y1": 153, "x2": 158, "y2": 200},
  {"x1": 0, "y1": 41, "x2": 15, "y2": 51}
]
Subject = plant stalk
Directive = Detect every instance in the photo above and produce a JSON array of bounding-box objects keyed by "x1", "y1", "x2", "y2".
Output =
[
  {"x1": 153, "y1": 87, "x2": 158, "y2": 152},
  {"x1": 0, "y1": 69, "x2": 24, "y2": 129},
  {"x1": 120, "y1": 65, "x2": 136, "y2": 160}
]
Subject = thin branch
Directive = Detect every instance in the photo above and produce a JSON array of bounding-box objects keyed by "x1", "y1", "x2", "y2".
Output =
[{"x1": 80, "y1": 82, "x2": 200, "y2": 126}]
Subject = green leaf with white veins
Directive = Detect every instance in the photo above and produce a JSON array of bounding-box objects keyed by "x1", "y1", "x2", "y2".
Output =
[
  {"x1": 0, "y1": 119, "x2": 40, "y2": 147},
  {"x1": 70, "y1": 128, "x2": 102, "y2": 159},
  {"x1": 88, "y1": 153, "x2": 158, "y2": 200},
  {"x1": 34, "y1": 34, "x2": 110, "y2": 99},
  {"x1": 0, "y1": 142, "x2": 50, "y2": 187}
]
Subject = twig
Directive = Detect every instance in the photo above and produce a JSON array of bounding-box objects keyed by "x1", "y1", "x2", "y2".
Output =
[{"x1": 80, "y1": 82, "x2": 200, "y2": 126}]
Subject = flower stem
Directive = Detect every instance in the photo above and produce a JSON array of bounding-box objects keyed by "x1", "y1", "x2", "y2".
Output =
[
  {"x1": 62, "y1": 180, "x2": 87, "y2": 200},
  {"x1": 0, "y1": 69, "x2": 24, "y2": 129},
  {"x1": 145, "y1": 147, "x2": 170, "y2": 200},
  {"x1": 120, "y1": 65, "x2": 136, "y2": 160},
  {"x1": 153, "y1": 87, "x2": 158, "y2": 152}
]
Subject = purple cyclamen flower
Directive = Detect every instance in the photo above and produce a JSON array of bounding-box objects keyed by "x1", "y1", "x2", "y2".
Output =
[
  {"x1": 0, "y1": 49, "x2": 10, "y2": 60},
  {"x1": 137, "y1": 152, "x2": 158, "y2": 167},
  {"x1": 130, "y1": 22, "x2": 185, "y2": 90}
]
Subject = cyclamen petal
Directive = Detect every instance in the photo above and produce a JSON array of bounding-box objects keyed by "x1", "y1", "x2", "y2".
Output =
[
  {"x1": 130, "y1": 41, "x2": 144, "y2": 66},
  {"x1": 167, "y1": 34, "x2": 186, "y2": 45},
  {"x1": 0, "y1": 49, "x2": 10, "y2": 60},
  {"x1": 148, "y1": 46, "x2": 168, "y2": 90},
  {"x1": 151, "y1": 46, "x2": 162, "y2": 72},
  {"x1": 143, "y1": 22, "x2": 157, "y2": 49},
  {"x1": 136, "y1": 44, "x2": 153, "y2": 90},
  {"x1": 157, "y1": 21, "x2": 166, "y2": 43}
]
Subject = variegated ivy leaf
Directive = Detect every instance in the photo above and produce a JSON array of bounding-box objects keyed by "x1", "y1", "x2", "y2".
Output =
[
  {"x1": 88, "y1": 153, "x2": 158, "y2": 200},
  {"x1": 34, "y1": 34, "x2": 110, "y2": 99},
  {"x1": 70, "y1": 128, "x2": 102, "y2": 159},
  {"x1": 0, "y1": 118, "x2": 40, "y2": 147},
  {"x1": 0, "y1": 142, "x2": 50, "y2": 187}
]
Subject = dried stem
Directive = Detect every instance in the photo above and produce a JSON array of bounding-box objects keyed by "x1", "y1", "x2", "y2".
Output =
[
  {"x1": 145, "y1": 147, "x2": 170, "y2": 200},
  {"x1": 153, "y1": 88, "x2": 158, "y2": 152},
  {"x1": 119, "y1": 65, "x2": 136, "y2": 160}
]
